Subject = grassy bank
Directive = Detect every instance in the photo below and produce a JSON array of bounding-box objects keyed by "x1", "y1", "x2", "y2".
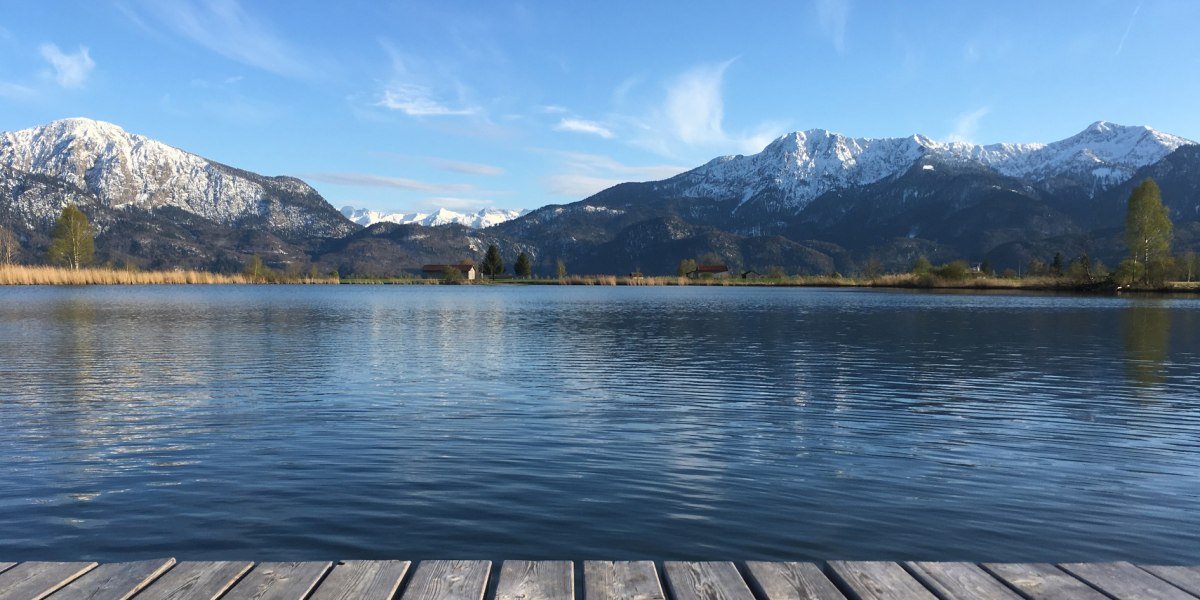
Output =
[{"x1": 0, "y1": 265, "x2": 337, "y2": 285}]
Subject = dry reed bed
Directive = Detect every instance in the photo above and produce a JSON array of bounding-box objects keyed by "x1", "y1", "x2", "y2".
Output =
[{"x1": 0, "y1": 265, "x2": 326, "y2": 285}]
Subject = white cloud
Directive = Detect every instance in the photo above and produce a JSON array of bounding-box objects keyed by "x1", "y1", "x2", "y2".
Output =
[
  {"x1": 554, "y1": 117, "x2": 615, "y2": 139},
  {"x1": 39, "y1": 43, "x2": 94, "y2": 88},
  {"x1": 377, "y1": 85, "x2": 479, "y2": 116},
  {"x1": 120, "y1": 0, "x2": 316, "y2": 79},
  {"x1": 429, "y1": 158, "x2": 505, "y2": 176},
  {"x1": 0, "y1": 81, "x2": 36, "y2": 99},
  {"x1": 420, "y1": 196, "x2": 495, "y2": 210},
  {"x1": 544, "y1": 174, "x2": 624, "y2": 197},
  {"x1": 303, "y1": 172, "x2": 475, "y2": 194},
  {"x1": 665, "y1": 61, "x2": 731, "y2": 145},
  {"x1": 946, "y1": 107, "x2": 990, "y2": 144},
  {"x1": 816, "y1": 0, "x2": 851, "y2": 53},
  {"x1": 1115, "y1": 2, "x2": 1143, "y2": 56},
  {"x1": 541, "y1": 150, "x2": 690, "y2": 198}
]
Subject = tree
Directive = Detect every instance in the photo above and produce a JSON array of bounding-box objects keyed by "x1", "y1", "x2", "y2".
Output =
[
  {"x1": 515, "y1": 252, "x2": 532, "y2": 278},
  {"x1": 1124, "y1": 178, "x2": 1174, "y2": 285},
  {"x1": 48, "y1": 205, "x2": 94, "y2": 269},
  {"x1": 555, "y1": 258, "x2": 567, "y2": 280},
  {"x1": 0, "y1": 226, "x2": 18, "y2": 265},
  {"x1": 862, "y1": 257, "x2": 883, "y2": 279},
  {"x1": 911, "y1": 256, "x2": 932, "y2": 275},
  {"x1": 1182, "y1": 250, "x2": 1199, "y2": 283},
  {"x1": 481, "y1": 244, "x2": 504, "y2": 279},
  {"x1": 245, "y1": 255, "x2": 268, "y2": 281},
  {"x1": 441, "y1": 265, "x2": 464, "y2": 284},
  {"x1": 677, "y1": 258, "x2": 697, "y2": 277},
  {"x1": 1051, "y1": 252, "x2": 1064, "y2": 277}
]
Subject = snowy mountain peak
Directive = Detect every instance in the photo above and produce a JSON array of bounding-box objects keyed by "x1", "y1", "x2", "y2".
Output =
[
  {"x1": 341, "y1": 205, "x2": 529, "y2": 229},
  {"x1": 667, "y1": 121, "x2": 1194, "y2": 210}
]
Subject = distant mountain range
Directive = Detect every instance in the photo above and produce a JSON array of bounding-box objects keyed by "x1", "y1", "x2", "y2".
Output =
[
  {"x1": 340, "y1": 205, "x2": 528, "y2": 229},
  {"x1": 1, "y1": 118, "x2": 1197, "y2": 275}
]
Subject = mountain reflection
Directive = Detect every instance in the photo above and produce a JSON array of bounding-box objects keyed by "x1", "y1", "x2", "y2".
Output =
[{"x1": 1123, "y1": 302, "x2": 1171, "y2": 388}]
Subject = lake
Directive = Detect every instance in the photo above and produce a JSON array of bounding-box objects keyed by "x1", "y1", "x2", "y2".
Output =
[{"x1": 0, "y1": 285, "x2": 1198, "y2": 563}]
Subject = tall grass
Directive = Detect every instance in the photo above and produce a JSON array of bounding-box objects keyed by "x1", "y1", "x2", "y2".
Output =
[{"x1": 0, "y1": 265, "x2": 336, "y2": 285}]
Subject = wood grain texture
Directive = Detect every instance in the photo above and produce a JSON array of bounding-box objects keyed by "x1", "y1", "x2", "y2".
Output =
[
  {"x1": 903, "y1": 562, "x2": 1022, "y2": 600},
  {"x1": 0, "y1": 561, "x2": 98, "y2": 600},
  {"x1": 981, "y1": 563, "x2": 1109, "y2": 600},
  {"x1": 744, "y1": 562, "x2": 846, "y2": 600},
  {"x1": 133, "y1": 561, "x2": 254, "y2": 600},
  {"x1": 825, "y1": 562, "x2": 937, "y2": 600},
  {"x1": 49, "y1": 558, "x2": 176, "y2": 600},
  {"x1": 583, "y1": 561, "x2": 665, "y2": 600},
  {"x1": 400, "y1": 560, "x2": 491, "y2": 600},
  {"x1": 1059, "y1": 562, "x2": 1198, "y2": 600},
  {"x1": 1139, "y1": 565, "x2": 1200, "y2": 597},
  {"x1": 221, "y1": 561, "x2": 332, "y2": 600},
  {"x1": 662, "y1": 562, "x2": 754, "y2": 600},
  {"x1": 311, "y1": 560, "x2": 412, "y2": 600},
  {"x1": 495, "y1": 561, "x2": 573, "y2": 600}
]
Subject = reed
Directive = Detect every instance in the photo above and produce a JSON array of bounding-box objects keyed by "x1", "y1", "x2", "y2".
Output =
[{"x1": 0, "y1": 265, "x2": 338, "y2": 285}]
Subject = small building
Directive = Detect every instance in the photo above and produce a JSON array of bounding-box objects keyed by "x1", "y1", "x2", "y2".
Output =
[
  {"x1": 741, "y1": 270, "x2": 761, "y2": 280},
  {"x1": 689, "y1": 264, "x2": 730, "y2": 278},
  {"x1": 422, "y1": 262, "x2": 477, "y2": 280}
]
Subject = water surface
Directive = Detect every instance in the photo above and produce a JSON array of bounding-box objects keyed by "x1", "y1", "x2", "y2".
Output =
[{"x1": 1, "y1": 285, "x2": 1198, "y2": 562}]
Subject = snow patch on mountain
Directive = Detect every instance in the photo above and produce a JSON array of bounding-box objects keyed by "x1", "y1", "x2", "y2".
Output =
[
  {"x1": 341, "y1": 205, "x2": 529, "y2": 229},
  {"x1": 666, "y1": 121, "x2": 1194, "y2": 210}
]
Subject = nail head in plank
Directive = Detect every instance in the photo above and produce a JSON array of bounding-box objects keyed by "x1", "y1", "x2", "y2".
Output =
[
  {"x1": 0, "y1": 562, "x2": 98, "y2": 600},
  {"x1": 825, "y1": 562, "x2": 938, "y2": 600},
  {"x1": 744, "y1": 562, "x2": 847, "y2": 600},
  {"x1": 400, "y1": 560, "x2": 491, "y2": 600},
  {"x1": 981, "y1": 563, "x2": 1109, "y2": 600},
  {"x1": 132, "y1": 561, "x2": 255, "y2": 600},
  {"x1": 903, "y1": 562, "x2": 1023, "y2": 600},
  {"x1": 221, "y1": 561, "x2": 332, "y2": 600},
  {"x1": 311, "y1": 560, "x2": 412, "y2": 600},
  {"x1": 663, "y1": 562, "x2": 755, "y2": 600},
  {"x1": 49, "y1": 558, "x2": 176, "y2": 600},
  {"x1": 496, "y1": 561, "x2": 573, "y2": 600},
  {"x1": 583, "y1": 561, "x2": 665, "y2": 600},
  {"x1": 1139, "y1": 565, "x2": 1200, "y2": 597},
  {"x1": 1059, "y1": 562, "x2": 1198, "y2": 600}
]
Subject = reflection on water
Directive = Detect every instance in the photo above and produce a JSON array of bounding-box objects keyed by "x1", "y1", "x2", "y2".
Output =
[
  {"x1": 1123, "y1": 303, "x2": 1171, "y2": 388},
  {"x1": 0, "y1": 286, "x2": 1198, "y2": 564}
]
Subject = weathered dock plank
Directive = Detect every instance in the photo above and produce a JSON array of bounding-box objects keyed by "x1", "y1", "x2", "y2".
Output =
[
  {"x1": 221, "y1": 561, "x2": 332, "y2": 600},
  {"x1": 584, "y1": 561, "x2": 665, "y2": 600},
  {"x1": 663, "y1": 561, "x2": 755, "y2": 600},
  {"x1": 1139, "y1": 565, "x2": 1200, "y2": 597},
  {"x1": 49, "y1": 558, "x2": 176, "y2": 600},
  {"x1": 0, "y1": 565, "x2": 13, "y2": 576},
  {"x1": 400, "y1": 560, "x2": 491, "y2": 600},
  {"x1": 310, "y1": 560, "x2": 411, "y2": 600},
  {"x1": 1059, "y1": 562, "x2": 1198, "y2": 600},
  {"x1": 825, "y1": 561, "x2": 937, "y2": 600},
  {"x1": 903, "y1": 562, "x2": 1022, "y2": 600},
  {"x1": 981, "y1": 563, "x2": 1109, "y2": 600},
  {"x1": 744, "y1": 561, "x2": 846, "y2": 600},
  {"x1": 495, "y1": 561, "x2": 573, "y2": 600},
  {"x1": 133, "y1": 561, "x2": 254, "y2": 600},
  {"x1": 0, "y1": 561, "x2": 98, "y2": 600}
]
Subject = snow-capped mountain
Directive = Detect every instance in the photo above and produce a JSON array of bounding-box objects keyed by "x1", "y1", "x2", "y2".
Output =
[
  {"x1": 665, "y1": 121, "x2": 1193, "y2": 211},
  {"x1": 341, "y1": 205, "x2": 528, "y2": 229},
  {"x1": 0, "y1": 117, "x2": 355, "y2": 239}
]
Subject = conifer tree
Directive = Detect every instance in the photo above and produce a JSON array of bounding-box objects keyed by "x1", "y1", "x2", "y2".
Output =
[
  {"x1": 515, "y1": 252, "x2": 532, "y2": 278},
  {"x1": 481, "y1": 244, "x2": 504, "y2": 279}
]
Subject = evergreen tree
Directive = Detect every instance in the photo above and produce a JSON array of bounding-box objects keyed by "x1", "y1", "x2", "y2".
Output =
[
  {"x1": 481, "y1": 244, "x2": 504, "y2": 279},
  {"x1": 47, "y1": 205, "x2": 94, "y2": 270},
  {"x1": 1124, "y1": 178, "x2": 1174, "y2": 285},
  {"x1": 515, "y1": 252, "x2": 532, "y2": 278},
  {"x1": 1051, "y1": 252, "x2": 1064, "y2": 277}
]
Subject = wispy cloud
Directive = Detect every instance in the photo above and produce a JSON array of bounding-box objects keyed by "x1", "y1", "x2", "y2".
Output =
[
  {"x1": 816, "y1": 0, "x2": 851, "y2": 53},
  {"x1": 0, "y1": 81, "x2": 36, "y2": 99},
  {"x1": 946, "y1": 107, "x2": 990, "y2": 144},
  {"x1": 541, "y1": 150, "x2": 689, "y2": 198},
  {"x1": 544, "y1": 174, "x2": 624, "y2": 197},
  {"x1": 303, "y1": 172, "x2": 475, "y2": 194},
  {"x1": 119, "y1": 0, "x2": 317, "y2": 79},
  {"x1": 39, "y1": 43, "x2": 94, "y2": 88},
  {"x1": 429, "y1": 158, "x2": 505, "y2": 176},
  {"x1": 377, "y1": 85, "x2": 479, "y2": 116},
  {"x1": 664, "y1": 61, "x2": 731, "y2": 145},
  {"x1": 554, "y1": 117, "x2": 615, "y2": 139},
  {"x1": 1115, "y1": 2, "x2": 1143, "y2": 56}
]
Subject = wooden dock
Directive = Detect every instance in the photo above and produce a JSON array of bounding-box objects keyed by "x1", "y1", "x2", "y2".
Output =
[{"x1": 0, "y1": 559, "x2": 1198, "y2": 600}]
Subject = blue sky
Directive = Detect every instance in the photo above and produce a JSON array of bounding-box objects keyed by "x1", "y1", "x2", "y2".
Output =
[{"x1": 2, "y1": 1, "x2": 1198, "y2": 214}]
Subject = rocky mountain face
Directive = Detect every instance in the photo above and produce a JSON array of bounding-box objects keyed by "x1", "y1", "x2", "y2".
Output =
[{"x1": 0, "y1": 118, "x2": 358, "y2": 270}]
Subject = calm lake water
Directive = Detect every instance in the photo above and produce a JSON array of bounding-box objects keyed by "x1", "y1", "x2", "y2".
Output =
[{"x1": 1, "y1": 285, "x2": 1198, "y2": 563}]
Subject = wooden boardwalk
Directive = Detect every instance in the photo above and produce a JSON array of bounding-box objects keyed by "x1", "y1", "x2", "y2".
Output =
[{"x1": 0, "y1": 559, "x2": 1197, "y2": 600}]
